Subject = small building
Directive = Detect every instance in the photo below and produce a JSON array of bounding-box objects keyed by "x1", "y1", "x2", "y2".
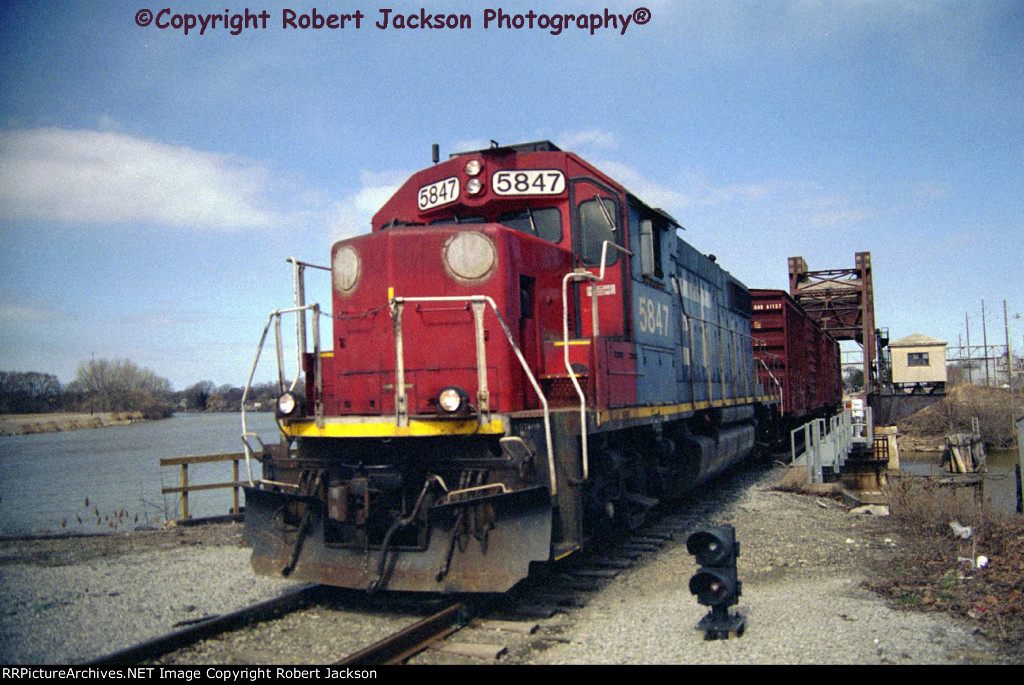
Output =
[{"x1": 889, "y1": 333, "x2": 947, "y2": 386}]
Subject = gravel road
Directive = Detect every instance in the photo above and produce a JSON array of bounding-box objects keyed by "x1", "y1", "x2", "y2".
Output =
[{"x1": 0, "y1": 463, "x2": 1017, "y2": 665}]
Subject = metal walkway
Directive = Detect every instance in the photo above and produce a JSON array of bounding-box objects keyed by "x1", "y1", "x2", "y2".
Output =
[{"x1": 791, "y1": 407, "x2": 874, "y2": 484}]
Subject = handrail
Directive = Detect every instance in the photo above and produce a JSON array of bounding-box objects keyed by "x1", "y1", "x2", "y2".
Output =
[
  {"x1": 287, "y1": 257, "x2": 330, "y2": 371},
  {"x1": 755, "y1": 352, "x2": 785, "y2": 410},
  {"x1": 791, "y1": 408, "x2": 860, "y2": 483},
  {"x1": 561, "y1": 240, "x2": 633, "y2": 482},
  {"x1": 671, "y1": 274, "x2": 772, "y2": 407},
  {"x1": 390, "y1": 294, "x2": 557, "y2": 497},
  {"x1": 240, "y1": 303, "x2": 323, "y2": 486}
]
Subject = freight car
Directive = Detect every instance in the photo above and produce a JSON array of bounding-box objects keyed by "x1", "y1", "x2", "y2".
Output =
[
  {"x1": 750, "y1": 289, "x2": 842, "y2": 426},
  {"x1": 241, "y1": 141, "x2": 784, "y2": 593}
]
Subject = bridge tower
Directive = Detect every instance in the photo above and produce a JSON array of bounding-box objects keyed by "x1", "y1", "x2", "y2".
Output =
[{"x1": 788, "y1": 251, "x2": 880, "y2": 395}]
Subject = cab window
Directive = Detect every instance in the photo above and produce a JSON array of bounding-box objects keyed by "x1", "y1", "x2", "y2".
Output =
[
  {"x1": 578, "y1": 197, "x2": 619, "y2": 266},
  {"x1": 498, "y1": 207, "x2": 563, "y2": 244}
]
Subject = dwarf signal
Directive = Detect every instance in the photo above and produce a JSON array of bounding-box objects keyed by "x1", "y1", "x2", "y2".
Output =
[{"x1": 686, "y1": 524, "x2": 745, "y2": 640}]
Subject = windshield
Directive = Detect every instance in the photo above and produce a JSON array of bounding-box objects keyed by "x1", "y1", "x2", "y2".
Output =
[{"x1": 497, "y1": 207, "x2": 562, "y2": 244}]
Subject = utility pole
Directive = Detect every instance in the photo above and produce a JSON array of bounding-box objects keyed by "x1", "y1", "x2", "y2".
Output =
[
  {"x1": 1004, "y1": 300, "x2": 1012, "y2": 387},
  {"x1": 966, "y1": 313, "x2": 973, "y2": 384},
  {"x1": 982, "y1": 300, "x2": 990, "y2": 387}
]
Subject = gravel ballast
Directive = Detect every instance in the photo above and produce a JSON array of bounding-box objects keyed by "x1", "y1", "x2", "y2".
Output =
[
  {"x1": 0, "y1": 524, "x2": 295, "y2": 664},
  {"x1": 0, "y1": 465, "x2": 1017, "y2": 665}
]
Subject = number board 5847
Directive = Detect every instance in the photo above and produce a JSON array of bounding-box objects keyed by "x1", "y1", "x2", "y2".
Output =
[{"x1": 492, "y1": 170, "x2": 566, "y2": 196}]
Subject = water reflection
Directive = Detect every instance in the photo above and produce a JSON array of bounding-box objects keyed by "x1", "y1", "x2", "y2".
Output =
[
  {"x1": 0, "y1": 413, "x2": 280, "y2": 536},
  {"x1": 900, "y1": 449, "x2": 1020, "y2": 514}
]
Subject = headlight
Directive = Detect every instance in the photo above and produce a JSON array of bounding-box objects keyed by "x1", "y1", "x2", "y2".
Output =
[
  {"x1": 443, "y1": 231, "x2": 496, "y2": 282},
  {"x1": 332, "y1": 245, "x2": 360, "y2": 295},
  {"x1": 464, "y1": 159, "x2": 482, "y2": 176},
  {"x1": 276, "y1": 391, "x2": 303, "y2": 418},
  {"x1": 466, "y1": 178, "x2": 483, "y2": 195},
  {"x1": 438, "y1": 386, "x2": 470, "y2": 415}
]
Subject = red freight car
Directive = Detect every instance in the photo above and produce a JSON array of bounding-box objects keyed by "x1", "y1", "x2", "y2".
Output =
[{"x1": 750, "y1": 289, "x2": 841, "y2": 422}]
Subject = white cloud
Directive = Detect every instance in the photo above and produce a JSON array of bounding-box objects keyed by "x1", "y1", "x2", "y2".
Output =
[
  {"x1": 0, "y1": 128, "x2": 293, "y2": 230},
  {"x1": 587, "y1": 158, "x2": 884, "y2": 232},
  {"x1": 592, "y1": 159, "x2": 693, "y2": 212},
  {"x1": 326, "y1": 169, "x2": 409, "y2": 241},
  {"x1": 0, "y1": 295, "x2": 58, "y2": 325},
  {"x1": 557, "y1": 129, "x2": 619, "y2": 152}
]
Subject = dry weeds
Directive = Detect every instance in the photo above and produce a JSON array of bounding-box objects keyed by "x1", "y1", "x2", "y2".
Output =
[
  {"x1": 874, "y1": 475, "x2": 1024, "y2": 648},
  {"x1": 898, "y1": 384, "x2": 1021, "y2": 450}
]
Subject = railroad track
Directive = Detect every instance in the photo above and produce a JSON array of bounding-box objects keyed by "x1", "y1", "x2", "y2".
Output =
[
  {"x1": 335, "y1": 602, "x2": 474, "y2": 665},
  {"x1": 83, "y1": 519, "x2": 700, "y2": 666},
  {"x1": 87, "y1": 584, "x2": 325, "y2": 665},
  {"x1": 87, "y1": 463, "x2": 770, "y2": 665}
]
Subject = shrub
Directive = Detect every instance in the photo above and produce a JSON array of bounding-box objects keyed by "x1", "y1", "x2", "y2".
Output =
[{"x1": 898, "y1": 384, "x2": 1020, "y2": 449}]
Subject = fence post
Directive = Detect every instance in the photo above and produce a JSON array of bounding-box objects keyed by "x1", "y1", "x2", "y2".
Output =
[
  {"x1": 180, "y1": 462, "x2": 189, "y2": 520},
  {"x1": 232, "y1": 457, "x2": 240, "y2": 515}
]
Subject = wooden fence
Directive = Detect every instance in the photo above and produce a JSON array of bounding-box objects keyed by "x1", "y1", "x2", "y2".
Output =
[{"x1": 159, "y1": 452, "x2": 248, "y2": 521}]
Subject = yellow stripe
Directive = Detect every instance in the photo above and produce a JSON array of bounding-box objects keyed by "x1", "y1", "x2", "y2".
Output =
[
  {"x1": 597, "y1": 395, "x2": 771, "y2": 425},
  {"x1": 282, "y1": 416, "x2": 506, "y2": 439},
  {"x1": 553, "y1": 340, "x2": 592, "y2": 347},
  {"x1": 554, "y1": 546, "x2": 580, "y2": 561}
]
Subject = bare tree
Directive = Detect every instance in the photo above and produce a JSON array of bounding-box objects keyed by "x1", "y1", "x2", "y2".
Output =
[
  {"x1": 0, "y1": 371, "x2": 62, "y2": 413},
  {"x1": 65, "y1": 358, "x2": 175, "y2": 418}
]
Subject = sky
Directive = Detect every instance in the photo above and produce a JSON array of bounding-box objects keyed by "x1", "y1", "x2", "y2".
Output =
[{"x1": 1, "y1": 0, "x2": 1022, "y2": 390}]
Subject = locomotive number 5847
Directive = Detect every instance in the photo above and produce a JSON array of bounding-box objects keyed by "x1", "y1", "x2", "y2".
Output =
[{"x1": 637, "y1": 295, "x2": 670, "y2": 338}]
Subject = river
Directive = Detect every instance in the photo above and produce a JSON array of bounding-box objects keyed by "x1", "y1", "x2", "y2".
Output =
[
  {"x1": 0, "y1": 412, "x2": 279, "y2": 536},
  {"x1": 900, "y1": 448, "x2": 1021, "y2": 516},
  {"x1": 0, "y1": 414, "x2": 1019, "y2": 536}
]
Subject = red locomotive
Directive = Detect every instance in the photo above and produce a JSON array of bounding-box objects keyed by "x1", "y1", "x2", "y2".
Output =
[{"x1": 241, "y1": 141, "x2": 835, "y2": 593}]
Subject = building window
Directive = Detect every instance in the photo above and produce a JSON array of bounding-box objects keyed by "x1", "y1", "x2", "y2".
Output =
[{"x1": 908, "y1": 352, "x2": 930, "y2": 367}]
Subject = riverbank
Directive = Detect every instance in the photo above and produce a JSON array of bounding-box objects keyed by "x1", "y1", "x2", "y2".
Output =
[{"x1": 0, "y1": 411, "x2": 147, "y2": 436}]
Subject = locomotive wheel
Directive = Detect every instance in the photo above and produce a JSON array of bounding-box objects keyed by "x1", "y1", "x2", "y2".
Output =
[
  {"x1": 619, "y1": 448, "x2": 660, "y2": 530},
  {"x1": 585, "y1": 447, "x2": 660, "y2": 534},
  {"x1": 585, "y1": 448, "x2": 625, "y2": 535}
]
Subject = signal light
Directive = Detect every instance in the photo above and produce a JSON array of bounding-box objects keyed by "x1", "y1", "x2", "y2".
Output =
[{"x1": 686, "y1": 524, "x2": 745, "y2": 640}]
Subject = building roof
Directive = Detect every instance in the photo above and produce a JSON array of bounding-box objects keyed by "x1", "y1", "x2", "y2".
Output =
[{"x1": 889, "y1": 333, "x2": 947, "y2": 348}]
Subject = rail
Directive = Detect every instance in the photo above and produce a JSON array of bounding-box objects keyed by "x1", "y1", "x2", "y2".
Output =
[
  {"x1": 240, "y1": 302, "x2": 324, "y2": 485},
  {"x1": 240, "y1": 258, "x2": 330, "y2": 486},
  {"x1": 87, "y1": 585, "x2": 323, "y2": 665},
  {"x1": 336, "y1": 602, "x2": 472, "y2": 665},
  {"x1": 159, "y1": 452, "x2": 249, "y2": 521}
]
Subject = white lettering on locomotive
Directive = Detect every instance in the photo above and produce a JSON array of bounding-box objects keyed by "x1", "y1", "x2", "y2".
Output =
[
  {"x1": 637, "y1": 295, "x2": 670, "y2": 338},
  {"x1": 491, "y1": 170, "x2": 566, "y2": 196},
  {"x1": 417, "y1": 176, "x2": 460, "y2": 210}
]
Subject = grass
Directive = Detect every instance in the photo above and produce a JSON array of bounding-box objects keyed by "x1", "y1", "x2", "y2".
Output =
[{"x1": 876, "y1": 474, "x2": 1024, "y2": 649}]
